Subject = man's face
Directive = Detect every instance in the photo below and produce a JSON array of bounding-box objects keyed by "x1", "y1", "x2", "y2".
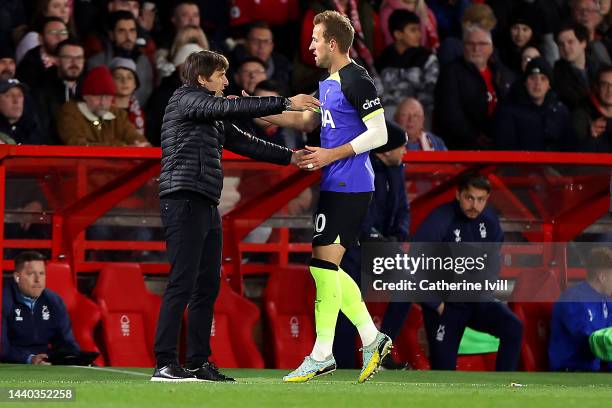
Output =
[
  {"x1": 309, "y1": 23, "x2": 332, "y2": 69},
  {"x1": 463, "y1": 29, "x2": 493, "y2": 69},
  {"x1": 394, "y1": 100, "x2": 424, "y2": 139},
  {"x1": 57, "y1": 45, "x2": 84, "y2": 80},
  {"x1": 456, "y1": 185, "x2": 490, "y2": 219},
  {"x1": 48, "y1": 0, "x2": 71, "y2": 24},
  {"x1": 235, "y1": 62, "x2": 267, "y2": 93},
  {"x1": 396, "y1": 23, "x2": 421, "y2": 49},
  {"x1": 41, "y1": 21, "x2": 69, "y2": 54},
  {"x1": 573, "y1": 0, "x2": 601, "y2": 31},
  {"x1": 594, "y1": 268, "x2": 612, "y2": 297},
  {"x1": 0, "y1": 58, "x2": 16, "y2": 80},
  {"x1": 510, "y1": 23, "x2": 533, "y2": 48},
  {"x1": 246, "y1": 28, "x2": 274, "y2": 63},
  {"x1": 14, "y1": 260, "x2": 46, "y2": 299},
  {"x1": 597, "y1": 71, "x2": 612, "y2": 107},
  {"x1": 0, "y1": 87, "x2": 24, "y2": 123},
  {"x1": 111, "y1": 18, "x2": 138, "y2": 52},
  {"x1": 109, "y1": 0, "x2": 140, "y2": 19},
  {"x1": 83, "y1": 94, "x2": 114, "y2": 117},
  {"x1": 525, "y1": 73, "x2": 550, "y2": 104},
  {"x1": 199, "y1": 69, "x2": 229, "y2": 96},
  {"x1": 172, "y1": 4, "x2": 200, "y2": 29},
  {"x1": 557, "y1": 30, "x2": 587, "y2": 63}
]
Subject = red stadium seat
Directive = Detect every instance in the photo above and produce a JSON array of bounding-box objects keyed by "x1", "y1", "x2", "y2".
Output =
[
  {"x1": 45, "y1": 262, "x2": 104, "y2": 366},
  {"x1": 264, "y1": 265, "x2": 316, "y2": 368},
  {"x1": 509, "y1": 302, "x2": 554, "y2": 371},
  {"x1": 92, "y1": 264, "x2": 160, "y2": 367},
  {"x1": 208, "y1": 278, "x2": 265, "y2": 368}
]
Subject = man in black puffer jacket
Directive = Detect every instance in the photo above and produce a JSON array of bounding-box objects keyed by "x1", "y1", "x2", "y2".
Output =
[{"x1": 152, "y1": 50, "x2": 319, "y2": 383}]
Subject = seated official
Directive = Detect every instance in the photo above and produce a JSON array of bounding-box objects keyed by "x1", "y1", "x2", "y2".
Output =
[
  {"x1": 1, "y1": 251, "x2": 80, "y2": 365},
  {"x1": 549, "y1": 247, "x2": 612, "y2": 371}
]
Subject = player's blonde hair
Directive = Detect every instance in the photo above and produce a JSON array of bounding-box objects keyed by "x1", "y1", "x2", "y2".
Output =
[{"x1": 313, "y1": 11, "x2": 354, "y2": 53}]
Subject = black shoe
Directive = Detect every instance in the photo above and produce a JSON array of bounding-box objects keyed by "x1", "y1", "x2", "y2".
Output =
[
  {"x1": 380, "y1": 354, "x2": 410, "y2": 371},
  {"x1": 151, "y1": 364, "x2": 199, "y2": 382},
  {"x1": 188, "y1": 362, "x2": 235, "y2": 382}
]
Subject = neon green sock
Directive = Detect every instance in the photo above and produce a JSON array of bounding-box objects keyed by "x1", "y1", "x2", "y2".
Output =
[
  {"x1": 310, "y1": 260, "x2": 342, "y2": 341},
  {"x1": 338, "y1": 268, "x2": 373, "y2": 329}
]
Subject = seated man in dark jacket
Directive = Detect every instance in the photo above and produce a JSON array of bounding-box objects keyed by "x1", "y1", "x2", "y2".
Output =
[
  {"x1": 0, "y1": 79, "x2": 45, "y2": 144},
  {"x1": 494, "y1": 57, "x2": 574, "y2": 151},
  {"x1": 1, "y1": 251, "x2": 79, "y2": 365}
]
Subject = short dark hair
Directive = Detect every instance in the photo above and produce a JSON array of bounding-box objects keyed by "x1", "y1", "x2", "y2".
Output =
[
  {"x1": 313, "y1": 11, "x2": 355, "y2": 54},
  {"x1": 254, "y1": 79, "x2": 286, "y2": 96},
  {"x1": 173, "y1": 0, "x2": 199, "y2": 15},
  {"x1": 586, "y1": 247, "x2": 612, "y2": 280},
  {"x1": 248, "y1": 20, "x2": 272, "y2": 34},
  {"x1": 556, "y1": 22, "x2": 589, "y2": 44},
  {"x1": 236, "y1": 56, "x2": 267, "y2": 71},
  {"x1": 56, "y1": 38, "x2": 84, "y2": 55},
  {"x1": 458, "y1": 173, "x2": 492, "y2": 194},
  {"x1": 108, "y1": 10, "x2": 137, "y2": 32},
  {"x1": 596, "y1": 65, "x2": 612, "y2": 85},
  {"x1": 181, "y1": 50, "x2": 229, "y2": 87},
  {"x1": 38, "y1": 16, "x2": 66, "y2": 33},
  {"x1": 389, "y1": 9, "x2": 421, "y2": 37},
  {"x1": 14, "y1": 251, "x2": 45, "y2": 272}
]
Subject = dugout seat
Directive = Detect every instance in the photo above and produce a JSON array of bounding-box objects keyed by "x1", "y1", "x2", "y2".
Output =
[
  {"x1": 92, "y1": 264, "x2": 160, "y2": 367},
  {"x1": 208, "y1": 277, "x2": 265, "y2": 368},
  {"x1": 509, "y1": 302, "x2": 554, "y2": 371},
  {"x1": 45, "y1": 262, "x2": 104, "y2": 366},
  {"x1": 264, "y1": 265, "x2": 316, "y2": 368}
]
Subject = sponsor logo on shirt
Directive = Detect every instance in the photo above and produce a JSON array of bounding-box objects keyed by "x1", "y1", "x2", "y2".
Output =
[{"x1": 362, "y1": 97, "x2": 381, "y2": 110}]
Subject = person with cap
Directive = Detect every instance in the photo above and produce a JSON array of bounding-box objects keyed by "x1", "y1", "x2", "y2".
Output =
[
  {"x1": 332, "y1": 120, "x2": 411, "y2": 369},
  {"x1": 146, "y1": 43, "x2": 205, "y2": 146},
  {"x1": 498, "y1": 4, "x2": 543, "y2": 76},
  {"x1": 110, "y1": 57, "x2": 145, "y2": 135},
  {"x1": 0, "y1": 43, "x2": 17, "y2": 81},
  {"x1": 0, "y1": 78, "x2": 46, "y2": 145},
  {"x1": 493, "y1": 56, "x2": 574, "y2": 151},
  {"x1": 572, "y1": 65, "x2": 612, "y2": 152},
  {"x1": 1, "y1": 251, "x2": 80, "y2": 365},
  {"x1": 57, "y1": 65, "x2": 149, "y2": 146},
  {"x1": 549, "y1": 246, "x2": 612, "y2": 372},
  {"x1": 32, "y1": 38, "x2": 85, "y2": 145}
]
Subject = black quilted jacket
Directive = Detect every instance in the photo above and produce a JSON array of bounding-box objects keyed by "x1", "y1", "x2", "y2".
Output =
[{"x1": 159, "y1": 85, "x2": 293, "y2": 203}]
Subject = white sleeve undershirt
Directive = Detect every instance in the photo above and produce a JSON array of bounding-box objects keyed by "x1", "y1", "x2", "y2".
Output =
[{"x1": 349, "y1": 113, "x2": 388, "y2": 155}]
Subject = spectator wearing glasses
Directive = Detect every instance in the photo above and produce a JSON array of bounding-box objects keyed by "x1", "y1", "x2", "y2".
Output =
[
  {"x1": 230, "y1": 57, "x2": 268, "y2": 95},
  {"x1": 16, "y1": 17, "x2": 69, "y2": 88},
  {"x1": 231, "y1": 21, "x2": 292, "y2": 93},
  {"x1": 433, "y1": 24, "x2": 514, "y2": 150},
  {"x1": 32, "y1": 39, "x2": 85, "y2": 145}
]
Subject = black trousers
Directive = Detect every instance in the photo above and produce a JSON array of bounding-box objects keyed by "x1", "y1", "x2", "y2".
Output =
[
  {"x1": 422, "y1": 301, "x2": 523, "y2": 371},
  {"x1": 153, "y1": 198, "x2": 222, "y2": 368}
]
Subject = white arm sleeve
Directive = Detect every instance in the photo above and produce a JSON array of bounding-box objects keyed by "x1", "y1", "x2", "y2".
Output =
[{"x1": 349, "y1": 113, "x2": 388, "y2": 155}]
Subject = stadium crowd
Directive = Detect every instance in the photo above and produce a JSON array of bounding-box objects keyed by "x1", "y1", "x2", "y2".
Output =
[{"x1": 1, "y1": 0, "x2": 612, "y2": 152}]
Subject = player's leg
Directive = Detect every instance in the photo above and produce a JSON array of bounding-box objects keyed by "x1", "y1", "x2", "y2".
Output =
[{"x1": 467, "y1": 301, "x2": 523, "y2": 371}]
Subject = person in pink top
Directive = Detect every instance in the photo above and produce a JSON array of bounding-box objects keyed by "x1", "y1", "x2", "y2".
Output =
[{"x1": 380, "y1": 0, "x2": 439, "y2": 51}]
